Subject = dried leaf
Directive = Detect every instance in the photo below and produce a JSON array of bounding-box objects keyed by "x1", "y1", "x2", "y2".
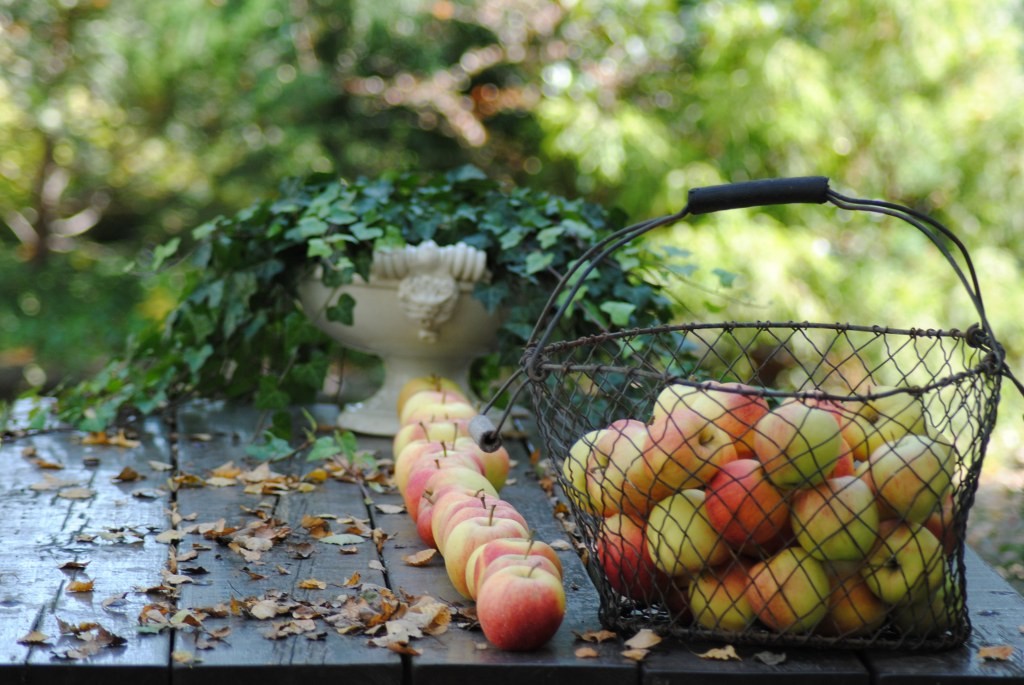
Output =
[
  {"x1": 112, "y1": 466, "x2": 143, "y2": 483},
  {"x1": 290, "y1": 543, "x2": 315, "y2": 559},
  {"x1": 402, "y1": 549, "x2": 438, "y2": 567},
  {"x1": 155, "y1": 529, "x2": 185, "y2": 544},
  {"x1": 205, "y1": 477, "x2": 237, "y2": 488},
  {"x1": 548, "y1": 539, "x2": 572, "y2": 551},
  {"x1": 577, "y1": 629, "x2": 617, "y2": 643},
  {"x1": 210, "y1": 461, "x2": 242, "y2": 478},
  {"x1": 753, "y1": 651, "x2": 786, "y2": 666},
  {"x1": 298, "y1": 578, "x2": 327, "y2": 590},
  {"x1": 30, "y1": 457, "x2": 64, "y2": 470},
  {"x1": 17, "y1": 631, "x2": 51, "y2": 644},
  {"x1": 978, "y1": 644, "x2": 1015, "y2": 661},
  {"x1": 172, "y1": 650, "x2": 197, "y2": 665},
  {"x1": 621, "y1": 648, "x2": 649, "y2": 661},
  {"x1": 250, "y1": 600, "x2": 280, "y2": 620},
  {"x1": 375, "y1": 503, "x2": 405, "y2": 515},
  {"x1": 149, "y1": 460, "x2": 174, "y2": 472},
  {"x1": 384, "y1": 641, "x2": 421, "y2": 656},
  {"x1": 58, "y1": 487, "x2": 95, "y2": 500},
  {"x1": 576, "y1": 646, "x2": 599, "y2": 658},
  {"x1": 696, "y1": 645, "x2": 741, "y2": 661},
  {"x1": 624, "y1": 628, "x2": 662, "y2": 650},
  {"x1": 58, "y1": 560, "x2": 90, "y2": 571},
  {"x1": 320, "y1": 534, "x2": 365, "y2": 546},
  {"x1": 30, "y1": 474, "x2": 79, "y2": 491},
  {"x1": 343, "y1": 572, "x2": 361, "y2": 587},
  {"x1": 66, "y1": 580, "x2": 95, "y2": 593},
  {"x1": 368, "y1": 560, "x2": 385, "y2": 572}
]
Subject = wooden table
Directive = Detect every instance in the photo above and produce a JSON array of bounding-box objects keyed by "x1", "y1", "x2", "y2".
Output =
[{"x1": 2, "y1": 401, "x2": 1023, "y2": 685}]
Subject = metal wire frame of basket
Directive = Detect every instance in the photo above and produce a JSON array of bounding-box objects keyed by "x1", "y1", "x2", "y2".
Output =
[{"x1": 470, "y1": 177, "x2": 1023, "y2": 651}]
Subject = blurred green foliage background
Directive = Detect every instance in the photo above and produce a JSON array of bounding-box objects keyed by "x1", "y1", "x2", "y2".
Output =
[{"x1": 3, "y1": 1, "x2": 1024, "y2": 579}]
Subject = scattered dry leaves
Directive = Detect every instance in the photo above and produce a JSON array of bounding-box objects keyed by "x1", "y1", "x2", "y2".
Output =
[
  {"x1": 112, "y1": 466, "x2": 143, "y2": 483},
  {"x1": 66, "y1": 579, "x2": 95, "y2": 593},
  {"x1": 82, "y1": 430, "x2": 141, "y2": 448},
  {"x1": 58, "y1": 486, "x2": 96, "y2": 500},
  {"x1": 374, "y1": 503, "x2": 405, "y2": 515},
  {"x1": 402, "y1": 548, "x2": 438, "y2": 567},
  {"x1": 753, "y1": 651, "x2": 786, "y2": 666},
  {"x1": 575, "y1": 646, "x2": 599, "y2": 658},
  {"x1": 624, "y1": 628, "x2": 662, "y2": 650},
  {"x1": 17, "y1": 631, "x2": 51, "y2": 645},
  {"x1": 621, "y1": 648, "x2": 649, "y2": 661},
  {"x1": 577, "y1": 629, "x2": 617, "y2": 643},
  {"x1": 298, "y1": 578, "x2": 327, "y2": 590}
]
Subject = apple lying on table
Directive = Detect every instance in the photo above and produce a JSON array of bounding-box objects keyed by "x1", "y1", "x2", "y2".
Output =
[
  {"x1": 746, "y1": 546, "x2": 830, "y2": 634},
  {"x1": 645, "y1": 488, "x2": 731, "y2": 580},
  {"x1": 705, "y1": 458, "x2": 790, "y2": 548},
  {"x1": 465, "y1": 538, "x2": 564, "y2": 600},
  {"x1": 790, "y1": 475, "x2": 879, "y2": 561},
  {"x1": 394, "y1": 439, "x2": 478, "y2": 494},
  {"x1": 443, "y1": 511, "x2": 530, "y2": 598},
  {"x1": 405, "y1": 465, "x2": 496, "y2": 521},
  {"x1": 688, "y1": 560, "x2": 756, "y2": 632},
  {"x1": 401, "y1": 399, "x2": 479, "y2": 428},
  {"x1": 868, "y1": 434, "x2": 954, "y2": 523},
  {"x1": 451, "y1": 436, "x2": 510, "y2": 490},
  {"x1": 396, "y1": 374, "x2": 466, "y2": 415},
  {"x1": 651, "y1": 381, "x2": 770, "y2": 458},
  {"x1": 753, "y1": 402, "x2": 842, "y2": 489},
  {"x1": 392, "y1": 419, "x2": 471, "y2": 457},
  {"x1": 476, "y1": 564, "x2": 566, "y2": 651},
  {"x1": 398, "y1": 388, "x2": 471, "y2": 426},
  {"x1": 434, "y1": 501, "x2": 528, "y2": 556}
]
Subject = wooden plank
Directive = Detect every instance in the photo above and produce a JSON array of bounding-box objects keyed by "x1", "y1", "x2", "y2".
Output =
[
  {"x1": 170, "y1": 402, "x2": 403, "y2": 685},
  {"x1": 6, "y1": 416, "x2": 175, "y2": 685},
  {"x1": 861, "y1": 547, "x2": 1024, "y2": 684},
  {"x1": 375, "y1": 433, "x2": 638, "y2": 685}
]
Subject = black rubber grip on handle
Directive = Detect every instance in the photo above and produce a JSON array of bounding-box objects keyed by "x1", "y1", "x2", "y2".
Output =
[{"x1": 687, "y1": 177, "x2": 830, "y2": 215}]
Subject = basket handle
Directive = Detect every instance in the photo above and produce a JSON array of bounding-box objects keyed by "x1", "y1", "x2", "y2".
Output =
[{"x1": 468, "y1": 177, "x2": 1011, "y2": 453}]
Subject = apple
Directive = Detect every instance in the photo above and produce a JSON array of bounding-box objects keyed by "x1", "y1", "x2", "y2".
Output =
[
  {"x1": 443, "y1": 513, "x2": 530, "y2": 598},
  {"x1": 923, "y1": 492, "x2": 958, "y2": 556},
  {"x1": 705, "y1": 458, "x2": 790, "y2": 547},
  {"x1": 585, "y1": 419, "x2": 652, "y2": 517},
  {"x1": 651, "y1": 381, "x2": 770, "y2": 458},
  {"x1": 476, "y1": 565, "x2": 565, "y2": 651},
  {"x1": 746, "y1": 547, "x2": 830, "y2": 634},
  {"x1": 595, "y1": 513, "x2": 671, "y2": 604},
  {"x1": 397, "y1": 374, "x2": 466, "y2": 415},
  {"x1": 828, "y1": 439, "x2": 856, "y2": 478},
  {"x1": 661, "y1": 577, "x2": 693, "y2": 621},
  {"x1": 817, "y1": 571, "x2": 888, "y2": 637},
  {"x1": 398, "y1": 388, "x2": 471, "y2": 426},
  {"x1": 868, "y1": 434, "x2": 954, "y2": 523},
  {"x1": 392, "y1": 419, "x2": 471, "y2": 457},
  {"x1": 860, "y1": 521, "x2": 945, "y2": 606},
  {"x1": 400, "y1": 399, "x2": 479, "y2": 428},
  {"x1": 645, "y1": 489, "x2": 731, "y2": 579},
  {"x1": 562, "y1": 429, "x2": 603, "y2": 515},
  {"x1": 753, "y1": 402, "x2": 842, "y2": 489},
  {"x1": 890, "y1": 569, "x2": 963, "y2": 636},
  {"x1": 405, "y1": 465, "x2": 496, "y2": 521},
  {"x1": 395, "y1": 439, "x2": 481, "y2": 494},
  {"x1": 452, "y1": 436, "x2": 510, "y2": 490},
  {"x1": 429, "y1": 490, "x2": 502, "y2": 549},
  {"x1": 849, "y1": 384, "x2": 928, "y2": 455},
  {"x1": 688, "y1": 561, "x2": 756, "y2": 632},
  {"x1": 473, "y1": 554, "x2": 563, "y2": 601},
  {"x1": 435, "y1": 501, "x2": 528, "y2": 556},
  {"x1": 465, "y1": 538, "x2": 564, "y2": 600},
  {"x1": 402, "y1": 457, "x2": 489, "y2": 517},
  {"x1": 642, "y1": 407, "x2": 738, "y2": 499},
  {"x1": 801, "y1": 396, "x2": 874, "y2": 463},
  {"x1": 791, "y1": 475, "x2": 880, "y2": 561}
]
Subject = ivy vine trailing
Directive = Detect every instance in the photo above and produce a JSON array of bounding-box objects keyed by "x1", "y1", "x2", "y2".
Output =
[{"x1": 50, "y1": 165, "x2": 682, "y2": 438}]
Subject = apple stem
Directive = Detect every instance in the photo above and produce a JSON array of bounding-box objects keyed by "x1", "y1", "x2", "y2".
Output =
[
  {"x1": 488, "y1": 504, "x2": 496, "y2": 526},
  {"x1": 525, "y1": 536, "x2": 535, "y2": 558}
]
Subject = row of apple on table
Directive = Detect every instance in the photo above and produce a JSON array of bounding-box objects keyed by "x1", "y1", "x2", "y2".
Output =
[
  {"x1": 560, "y1": 380, "x2": 961, "y2": 638},
  {"x1": 391, "y1": 376, "x2": 567, "y2": 652}
]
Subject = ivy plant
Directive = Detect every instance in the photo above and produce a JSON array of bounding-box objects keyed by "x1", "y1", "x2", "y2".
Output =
[{"x1": 52, "y1": 166, "x2": 682, "y2": 435}]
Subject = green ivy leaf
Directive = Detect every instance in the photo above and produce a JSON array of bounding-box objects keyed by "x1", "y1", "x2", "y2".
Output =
[
  {"x1": 326, "y1": 294, "x2": 356, "y2": 325},
  {"x1": 525, "y1": 251, "x2": 554, "y2": 275},
  {"x1": 599, "y1": 301, "x2": 637, "y2": 327},
  {"x1": 713, "y1": 268, "x2": 738, "y2": 288}
]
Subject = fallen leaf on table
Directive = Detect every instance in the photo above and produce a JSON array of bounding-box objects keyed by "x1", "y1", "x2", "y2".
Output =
[
  {"x1": 384, "y1": 641, "x2": 422, "y2": 656},
  {"x1": 155, "y1": 529, "x2": 185, "y2": 544},
  {"x1": 576, "y1": 647, "x2": 599, "y2": 658},
  {"x1": 621, "y1": 648, "x2": 649, "y2": 661},
  {"x1": 205, "y1": 477, "x2": 237, "y2": 488},
  {"x1": 17, "y1": 631, "x2": 51, "y2": 645},
  {"x1": 343, "y1": 572, "x2": 361, "y2": 586},
  {"x1": 753, "y1": 651, "x2": 786, "y2": 665},
  {"x1": 696, "y1": 645, "x2": 741, "y2": 661},
  {"x1": 319, "y1": 534, "x2": 365, "y2": 546},
  {"x1": 29, "y1": 474, "x2": 80, "y2": 492},
  {"x1": 30, "y1": 456, "x2": 64, "y2": 469},
  {"x1": 978, "y1": 644, "x2": 1015, "y2": 661},
  {"x1": 369, "y1": 560, "x2": 385, "y2": 572},
  {"x1": 624, "y1": 628, "x2": 662, "y2": 650},
  {"x1": 250, "y1": 600, "x2": 281, "y2": 620},
  {"x1": 375, "y1": 503, "x2": 405, "y2": 515},
  {"x1": 112, "y1": 466, "x2": 143, "y2": 483},
  {"x1": 298, "y1": 578, "x2": 327, "y2": 590},
  {"x1": 576, "y1": 629, "x2": 617, "y2": 643},
  {"x1": 548, "y1": 539, "x2": 573, "y2": 551},
  {"x1": 58, "y1": 487, "x2": 96, "y2": 500},
  {"x1": 402, "y1": 548, "x2": 438, "y2": 567},
  {"x1": 66, "y1": 580, "x2": 95, "y2": 593},
  {"x1": 149, "y1": 460, "x2": 174, "y2": 472},
  {"x1": 58, "y1": 560, "x2": 90, "y2": 571},
  {"x1": 172, "y1": 650, "x2": 197, "y2": 665}
]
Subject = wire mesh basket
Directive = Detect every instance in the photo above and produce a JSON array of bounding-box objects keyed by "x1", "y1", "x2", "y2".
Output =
[{"x1": 471, "y1": 177, "x2": 1020, "y2": 650}]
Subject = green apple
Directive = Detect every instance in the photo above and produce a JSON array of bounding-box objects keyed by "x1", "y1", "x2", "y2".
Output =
[
  {"x1": 688, "y1": 561, "x2": 756, "y2": 632},
  {"x1": 392, "y1": 419, "x2": 470, "y2": 458},
  {"x1": 645, "y1": 489, "x2": 730, "y2": 579},
  {"x1": 585, "y1": 419, "x2": 652, "y2": 517},
  {"x1": 753, "y1": 402, "x2": 842, "y2": 489},
  {"x1": 868, "y1": 434, "x2": 954, "y2": 523},
  {"x1": 563, "y1": 429, "x2": 603, "y2": 516},
  {"x1": 851, "y1": 384, "x2": 928, "y2": 453},
  {"x1": 746, "y1": 547, "x2": 830, "y2": 634},
  {"x1": 791, "y1": 475, "x2": 880, "y2": 561},
  {"x1": 860, "y1": 521, "x2": 945, "y2": 605},
  {"x1": 890, "y1": 568, "x2": 963, "y2": 636}
]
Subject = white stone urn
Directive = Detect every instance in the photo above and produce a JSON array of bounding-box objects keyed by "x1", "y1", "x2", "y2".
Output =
[{"x1": 298, "y1": 240, "x2": 502, "y2": 436}]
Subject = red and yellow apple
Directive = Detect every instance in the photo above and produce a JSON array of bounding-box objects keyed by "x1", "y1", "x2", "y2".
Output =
[
  {"x1": 595, "y1": 512, "x2": 671, "y2": 604},
  {"x1": 688, "y1": 561, "x2": 756, "y2": 632},
  {"x1": 817, "y1": 571, "x2": 888, "y2": 637},
  {"x1": 465, "y1": 538, "x2": 564, "y2": 600},
  {"x1": 746, "y1": 547, "x2": 830, "y2": 634},
  {"x1": 651, "y1": 381, "x2": 770, "y2": 458},
  {"x1": 868, "y1": 434, "x2": 954, "y2": 524},
  {"x1": 476, "y1": 564, "x2": 565, "y2": 651},
  {"x1": 397, "y1": 374, "x2": 466, "y2": 415},
  {"x1": 645, "y1": 489, "x2": 731, "y2": 579},
  {"x1": 705, "y1": 458, "x2": 790, "y2": 547},
  {"x1": 643, "y1": 407, "x2": 738, "y2": 498},
  {"x1": 753, "y1": 402, "x2": 842, "y2": 489},
  {"x1": 790, "y1": 475, "x2": 880, "y2": 561},
  {"x1": 443, "y1": 513, "x2": 530, "y2": 598},
  {"x1": 860, "y1": 521, "x2": 945, "y2": 606}
]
